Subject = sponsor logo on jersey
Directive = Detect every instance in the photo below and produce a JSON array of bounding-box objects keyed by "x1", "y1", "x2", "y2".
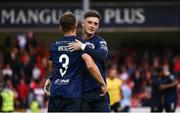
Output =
[{"x1": 55, "y1": 79, "x2": 70, "y2": 85}]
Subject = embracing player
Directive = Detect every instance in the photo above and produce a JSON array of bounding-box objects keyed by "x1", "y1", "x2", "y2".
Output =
[
  {"x1": 44, "y1": 11, "x2": 107, "y2": 112},
  {"x1": 68, "y1": 10, "x2": 110, "y2": 112}
]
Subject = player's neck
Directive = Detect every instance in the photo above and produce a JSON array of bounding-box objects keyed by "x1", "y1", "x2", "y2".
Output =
[
  {"x1": 64, "y1": 30, "x2": 76, "y2": 37},
  {"x1": 83, "y1": 33, "x2": 94, "y2": 40}
]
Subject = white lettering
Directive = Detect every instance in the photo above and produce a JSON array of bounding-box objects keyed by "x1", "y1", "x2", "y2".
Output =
[
  {"x1": 27, "y1": 10, "x2": 39, "y2": 24},
  {"x1": 52, "y1": 9, "x2": 60, "y2": 24},
  {"x1": 16, "y1": 10, "x2": 27, "y2": 24},
  {"x1": 1, "y1": 9, "x2": 15, "y2": 24},
  {"x1": 124, "y1": 8, "x2": 135, "y2": 24},
  {"x1": 116, "y1": 9, "x2": 124, "y2": 24},
  {"x1": 104, "y1": 8, "x2": 145, "y2": 24},
  {"x1": 39, "y1": 9, "x2": 51, "y2": 24},
  {"x1": 135, "y1": 8, "x2": 145, "y2": 24},
  {"x1": 0, "y1": 8, "x2": 145, "y2": 26},
  {"x1": 104, "y1": 9, "x2": 115, "y2": 24}
]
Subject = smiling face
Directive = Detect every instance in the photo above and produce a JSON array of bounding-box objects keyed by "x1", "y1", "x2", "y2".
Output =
[{"x1": 82, "y1": 17, "x2": 99, "y2": 37}]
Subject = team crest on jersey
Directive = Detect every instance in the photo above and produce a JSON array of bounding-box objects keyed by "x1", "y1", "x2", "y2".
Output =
[
  {"x1": 100, "y1": 41, "x2": 108, "y2": 51},
  {"x1": 85, "y1": 42, "x2": 95, "y2": 49},
  {"x1": 55, "y1": 41, "x2": 61, "y2": 45}
]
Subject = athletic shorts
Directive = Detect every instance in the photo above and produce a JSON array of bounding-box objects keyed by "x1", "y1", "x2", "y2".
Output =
[
  {"x1": 82, "y1": 91, "x2": 110, "y2": 112},
  {"x1": 164, "y1": 102, "x2": 177, "y2": 112},
  {"x1": 48, "y1": 95, "x2": 82, "y2": 112}
]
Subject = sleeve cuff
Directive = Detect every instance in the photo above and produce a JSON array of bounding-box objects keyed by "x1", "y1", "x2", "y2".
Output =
[{"x1": 81, "y1": 44, "x2": 86, "y2": 51}]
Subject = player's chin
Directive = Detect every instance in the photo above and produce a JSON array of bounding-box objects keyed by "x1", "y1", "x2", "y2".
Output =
[{"x1": 87, "y1": 31, "x2": 95, "y2": 35}]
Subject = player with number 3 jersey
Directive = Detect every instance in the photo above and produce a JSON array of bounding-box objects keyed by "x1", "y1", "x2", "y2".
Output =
[{"x1": 45, "y1": 11, "x2": 107, "y2": 112}]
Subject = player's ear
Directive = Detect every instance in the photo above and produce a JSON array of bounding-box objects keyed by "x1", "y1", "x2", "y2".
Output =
[
  {"x1": 75, "y1": 22, "x2": 78, "y2": 28},
  {"x1": 81, "y1": 20, "x2": 84, "y2": 27},
  {"x1": 59, "y1": 25, "x2": 62, "y2": 31}
]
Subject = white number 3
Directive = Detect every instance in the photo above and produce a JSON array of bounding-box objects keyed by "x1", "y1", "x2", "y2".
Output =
[{"x1": 59, "y1": 54, "x2": 69, "y2": 77}]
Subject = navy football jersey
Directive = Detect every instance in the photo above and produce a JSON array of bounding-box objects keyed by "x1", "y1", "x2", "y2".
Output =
[
  {"x1": 151, "y1": 75, "x2": 163, "y2": 105},
  {"x1": 49, "y1": 36, "x2": 84, "y2": 97},
  {"x1": 82, "y1": 35, "x2": 108, "y2": 92},
  {"x1": 162, "y1": 74, "x2": 177, "y2": 103}
]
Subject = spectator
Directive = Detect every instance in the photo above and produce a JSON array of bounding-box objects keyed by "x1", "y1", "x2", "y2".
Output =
[
  {"x1": 131, "y1": 69, "x2": 144, "y2": 94},
  {"x1": 16, "y1": 33, "x2": 27, "y2": 51},
  {"x1": 16, "y1": 78, "x2": 29, "y2": 108},
  {"x1": 174, "y1": 56, "x2": 180, "y2": 78},
  {"x1": 120, "y1": 74, "x2": 132, "y2": 112},
  {"x1": 32, "y1": 65, "x2": 41, "y2": 80},
  {"x1": 106, "y1": 66, "x2": 122, "y2": 112},
  {"x1": 0, "y1": 83, "x2": 3, "y2": 112},
  {"x1": 2, "y1": 64, "x2": 13, "y2": 77},
  {"x1": 33, "y1": 83, "x2": 45, "y2": 108},
  {"x1": 0, "y1": 78, "x2": 15, "y2": 112}
]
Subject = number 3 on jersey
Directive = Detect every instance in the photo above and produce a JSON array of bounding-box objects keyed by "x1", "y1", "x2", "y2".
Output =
[{"x1": 59, "y1": 54, "x2": 69, "y2": 77}]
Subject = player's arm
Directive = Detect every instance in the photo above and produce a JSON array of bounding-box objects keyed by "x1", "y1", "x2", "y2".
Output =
[
  {"x1": 68, "y1": 39, "x2": 108, "y2": 63},
  {"x1": 83, "y1": 39, "x2": 108, "y2": 63},
  {"x1": 44, "y1": 60, "x2": 54, "y2": 96},
  {"x1": 159, "y1": 75, "x2": 178, "y2": 90},
  {"x1": 44, "y1": 44, "x2": 55, "y2": 96},
  {"x1": 81, "y1": 53, "x2": 108, "y2": 96},
  {"x1": 159, "y1": 80, "x2": 178, "y2": 90},
  {"x1": 178, "y1": 84, "x2": 180, "y2": 89}
]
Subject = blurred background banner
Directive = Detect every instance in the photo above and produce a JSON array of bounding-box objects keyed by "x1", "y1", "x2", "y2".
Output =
[{"x1": 0, "y1": 2, "x2": 180, "y2": 31}]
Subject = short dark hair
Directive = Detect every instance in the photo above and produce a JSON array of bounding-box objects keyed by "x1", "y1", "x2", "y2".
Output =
[
  {"x1": 84, "y1": 10, "x2": 101, "y2": 20},
  {"x1": 59, "y1": 11, "x2": 76, "y2": 32}
]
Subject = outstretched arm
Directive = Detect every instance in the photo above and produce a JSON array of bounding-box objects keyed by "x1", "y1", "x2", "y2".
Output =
[
  {"x1": 68, "y1": 39, "x2": 108, "y2": 63},
  {"x1": 159, "y1": 80, "x2": 178, "y2": 90},
  {"x1": 81, "y1": 53, "x2": 108, "y2": 96}
]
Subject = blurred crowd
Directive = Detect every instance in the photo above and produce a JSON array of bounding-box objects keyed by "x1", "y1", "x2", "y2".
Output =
[
  {"x1": 106, "y1": 40, "x2": 180, "y2": 111},
  {"x1": 0, "y1": 32, "x2": 49, "y2": 112},
  {"x1": 0, "y1": 32, "x2": 180, "y2": 112}
]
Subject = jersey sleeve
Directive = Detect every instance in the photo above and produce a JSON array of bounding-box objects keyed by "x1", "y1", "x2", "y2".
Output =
[
  {"x1": 84, "y1": 38, "x2": 108, "y2": 63},
  {"x1": 161, "y1": 76, "x2": 173, "y2": 84}
]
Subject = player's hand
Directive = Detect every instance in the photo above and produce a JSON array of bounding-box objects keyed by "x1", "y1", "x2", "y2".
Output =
[
  {"x1": 44, "y1": 79, "x2": 51, "y2": 96},
  {"x1": 159, "y1": 85, "x2": 166, "y2": 90},
  {"x1": 178, "y1": 84, "x2": 180, "y2": 89},
  {"x1": 100, "y1": 84, "x2": 108, "y2": 96},
  {"x1": 68, "y1": 39, "x2": 84, "y2": 52}
]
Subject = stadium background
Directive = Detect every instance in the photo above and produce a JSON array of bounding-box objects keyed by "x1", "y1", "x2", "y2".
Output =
[{"x1": 0, "y1": 0, "x2": 180, "y2": 112}]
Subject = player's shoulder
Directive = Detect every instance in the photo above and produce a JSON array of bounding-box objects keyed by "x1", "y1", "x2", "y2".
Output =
[
  {"x1": 95, "y1": 35, "x2": 107, "y2": 45},
  {"x1": 95, "y1": 35, "x2": 106, "y2": 41},
  {"x1": 49, "y1": 37, "x2": 65, "y2": 50},
  {"x1": 75, "y1": 36, "x2": 84, "y2": 42},
  {"x1": 51, "y1": 36, "x2": 80, "y2": 45},
  {"x1": 49, "y1": 40, "x2": 58, "y2": 51}
]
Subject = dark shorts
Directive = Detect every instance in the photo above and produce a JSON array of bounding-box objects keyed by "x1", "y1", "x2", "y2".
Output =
[
  {"x1": 82, "y1": 91, "x2": 110, "y2": 112},
  {"x1": 164, "y1": 102, "x2": 177, "y2": 112},
  {"x1": 151, "y1": 104, "x2": 163, "y2": 112},
  {"x1": 110, "y1": 102, "x2": 120, "y2": 112},
  {"x1": 150, "y1": 100, "x2": 163, "y2": 112},
  {"x1": 48, "y1": 96, "x2": 82, "y2": 112}
]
